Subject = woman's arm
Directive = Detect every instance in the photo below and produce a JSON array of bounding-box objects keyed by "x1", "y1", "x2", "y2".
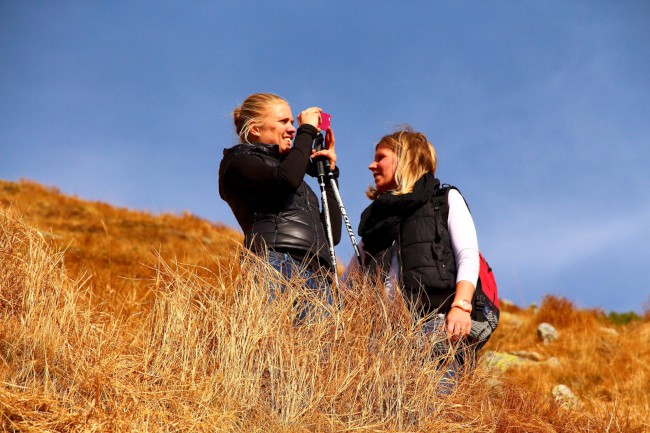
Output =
[
  {"x1": 226, "y1": 124, "x2": 318, "y2": 193},
  {"x1": 446, "y1": 188, "x2": 480, "y2": 337},
  {"x1": 447, "y1": 189, "x2": 479, "y2": 287}
]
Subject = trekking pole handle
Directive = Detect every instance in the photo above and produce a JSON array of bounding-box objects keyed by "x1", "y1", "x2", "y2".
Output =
[{"x1": 313, "y1": 133, "x2": 330, "y2": 176}]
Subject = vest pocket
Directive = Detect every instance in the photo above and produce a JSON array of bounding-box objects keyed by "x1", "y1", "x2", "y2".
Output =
[{"x1": 431, "y1": 242, "x2": 455, "y2": 284}]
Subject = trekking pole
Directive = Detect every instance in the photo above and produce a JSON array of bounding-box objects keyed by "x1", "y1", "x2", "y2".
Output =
[
  {"x1": 325, "y1": 171, "x2": 361, "y2": 265},
  {"x1": 313, "y1": 133, "x2": 339, "y2": 287},
  {"x1": 313, "y1": 134, "x2": 362, "y2": 265}
]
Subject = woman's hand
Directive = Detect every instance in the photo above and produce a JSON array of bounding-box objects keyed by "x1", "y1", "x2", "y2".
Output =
[
  {"x1": 311, "y1": 127, "x2": 336, "y2": 170},
  {"x1": 297, "y1": 107, "x2": 322, "y2": 128},
  {"x1": 445, "y1": 307, "x2": 472, "y2": 340},
  {"x1": 445, "y1": 280, "x2": 475, "y2": 340}
]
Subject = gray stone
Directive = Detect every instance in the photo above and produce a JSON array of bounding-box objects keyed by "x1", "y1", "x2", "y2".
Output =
[
  {"x1": 509, "y1": 350, "x2": 544, "y2": 361},
  {"x1": 537, "y1": 322, "x2": 559, "y2": 344},
  {"x1": 552, "y1": 384, "x2": 581, "y2": 409},
  {"x1": 544, "y1": 356, "x2": 562, "y2": 368},
  {"x1": 480, "y1": 351, "x2": 527, "y2": 372}
]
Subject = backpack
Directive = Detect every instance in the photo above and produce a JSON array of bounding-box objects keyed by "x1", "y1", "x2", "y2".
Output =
[
  {"x1": 434, "y1": 185, "x2": 500, "y2": 346},
  {"x1": 475, "y1": 252, "x2": 499, "y2": 327}
]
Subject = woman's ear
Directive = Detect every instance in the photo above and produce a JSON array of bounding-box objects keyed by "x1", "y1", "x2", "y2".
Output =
[{"x1": 249, "y1": 123, "x2": 260, "y2": 139}]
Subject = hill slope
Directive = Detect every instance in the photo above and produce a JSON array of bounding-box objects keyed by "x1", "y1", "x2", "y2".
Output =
[
  {"x1": 1, "y1": 178, "x2": 648, "y2": 432},
  {"x1": 0, "y1": 179, "x2": 242, "y2": 313}
]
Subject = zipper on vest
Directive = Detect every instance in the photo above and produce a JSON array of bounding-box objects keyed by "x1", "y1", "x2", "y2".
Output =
[{"x1": 397, "y1": 227, "x2": 404, "y2": 287}]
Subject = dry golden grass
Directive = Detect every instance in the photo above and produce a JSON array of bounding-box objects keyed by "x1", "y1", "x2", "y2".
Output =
[
  {"x1": 488, "y1": 296, "x2": 650, "y2": 432},
  {"x1": 0, "y1": 179, "x2": 242, "y2": 315},
  {"x1": 1, "y1": 179, "x2": 649, "y2": 432}
]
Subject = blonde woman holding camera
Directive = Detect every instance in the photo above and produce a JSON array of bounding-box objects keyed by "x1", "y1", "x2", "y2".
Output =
[{"x1": 219, "y1": 93, "x2": 341, "y2": 314}]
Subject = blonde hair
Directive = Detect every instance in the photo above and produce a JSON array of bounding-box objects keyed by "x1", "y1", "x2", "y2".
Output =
[
  {"x1": 233, "y1": 93, "x2": 287, "y2": 143},
  {"x1": 366, "y1": 127, "x2": 437, "y2": 200}
]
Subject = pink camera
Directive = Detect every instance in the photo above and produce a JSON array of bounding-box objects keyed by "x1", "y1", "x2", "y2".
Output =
[{"x1": 318, "y1": 112, "x2": 331, "y2": 131}]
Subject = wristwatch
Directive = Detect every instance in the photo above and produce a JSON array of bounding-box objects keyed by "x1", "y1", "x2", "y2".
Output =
[{"x1": 451, "y1": 299, "x2": 472, "y2": 313}]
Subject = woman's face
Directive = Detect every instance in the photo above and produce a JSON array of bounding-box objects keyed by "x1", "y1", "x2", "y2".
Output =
[
  {"x1": 369, "y1": 145, "x2": 398, "y2": 193},
  {"x1": 254, "y1": 101, "x2": 296, "y2": 155}
]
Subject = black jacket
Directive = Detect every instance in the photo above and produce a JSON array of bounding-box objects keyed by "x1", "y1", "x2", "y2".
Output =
[
  {"x1": 218, "y1": 125, "x2": 341, "y2": 269},
  {"x1": 360, "y1": 176, "x2": 457, "y2": 314}
]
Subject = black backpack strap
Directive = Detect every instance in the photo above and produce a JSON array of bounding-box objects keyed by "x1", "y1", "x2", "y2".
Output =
[
  {"x1": 431, "y1": 183, "x2": 464, "y2": 232},
  {"x1": 442, "y1": 184, "x2": 471, "y2": 212},
  {"x1": 431, "y1": 185, "x2": 452, "y2": 259}
]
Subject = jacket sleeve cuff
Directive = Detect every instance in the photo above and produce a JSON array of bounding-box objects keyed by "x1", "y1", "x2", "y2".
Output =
[{"x1": 297, "y1": 124, "x2": 319, "y2": 137}]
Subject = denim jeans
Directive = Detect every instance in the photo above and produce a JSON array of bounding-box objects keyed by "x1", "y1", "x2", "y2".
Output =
[
  {"x1": 422, "y1": 314, "x2": 474, "y2": 395},
  {"x1": 266, "y1": 251, "x2": 333, "y2": 321}
]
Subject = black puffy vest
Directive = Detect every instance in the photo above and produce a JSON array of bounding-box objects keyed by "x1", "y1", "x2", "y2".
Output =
[
  {"x1": 219, "y1": 143, "x2": 332, "y2": 269},
  {"x1": 367, "y1": 188, "x2": 457, "y2": 314}
]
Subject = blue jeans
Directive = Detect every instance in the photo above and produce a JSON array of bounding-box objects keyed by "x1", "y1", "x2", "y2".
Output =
[
  {"x1": 266, "y1": 251, "x2": 333, "y2": 321},
  {"x1": 422, "y1": 314, "x2": 473, "y2": 395}
]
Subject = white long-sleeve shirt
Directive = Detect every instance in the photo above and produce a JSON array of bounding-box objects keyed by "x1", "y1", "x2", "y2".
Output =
[{"x1": 344, "y1": 189, "x2": 479, "y2": 294}]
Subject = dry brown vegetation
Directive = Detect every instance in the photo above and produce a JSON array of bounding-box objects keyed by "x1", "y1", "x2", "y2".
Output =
[
  {"x1": 0, "y1": 180, "x2": 242, "y2": 316},
  {"x1": 1, "y1": 179, "x2": 649, "y2": 432}
]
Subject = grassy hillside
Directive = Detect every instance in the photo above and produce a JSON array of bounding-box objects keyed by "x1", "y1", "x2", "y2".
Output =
[
  {"x1": 0, "y1": 179, "x2": 242, "y2": 315},
  {"x1": 1, "y1": 179, "x2": 648, "y2": 432}
]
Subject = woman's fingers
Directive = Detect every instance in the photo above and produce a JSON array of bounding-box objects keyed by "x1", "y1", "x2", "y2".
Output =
[
  {"x1": 298, "y1": 107, "x2": 322, "y2": 127},
  {"x1": 311, "y1": 147, "x2": 336, "y2": 171},
  {"x1": 445, "y1": 309, "x2": 472, "y2": 339},
  {"x1": 325, "y1": 127, "x2": 335, "y2": 150}
]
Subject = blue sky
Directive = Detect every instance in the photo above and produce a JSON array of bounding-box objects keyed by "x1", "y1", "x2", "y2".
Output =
[{"x1": 2, "y1": 1, "x2": 649, "y2": 313}]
